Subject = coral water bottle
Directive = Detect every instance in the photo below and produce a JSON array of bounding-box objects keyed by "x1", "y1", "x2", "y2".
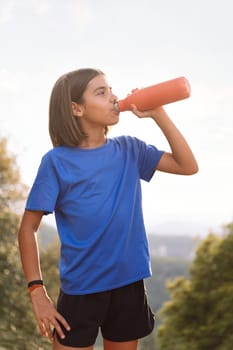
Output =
[{"x1": 114, "y1": 76, "x2": 191, "y2": 112}]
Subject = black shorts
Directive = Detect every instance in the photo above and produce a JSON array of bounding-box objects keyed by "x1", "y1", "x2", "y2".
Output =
[{"x1": 55, "y1": 280, "x2": 155, "y2": 347}]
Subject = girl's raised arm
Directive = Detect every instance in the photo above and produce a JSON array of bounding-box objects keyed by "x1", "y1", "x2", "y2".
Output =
[{"x1": 131, "y1": 105, "x2": 198, "y2": 175}]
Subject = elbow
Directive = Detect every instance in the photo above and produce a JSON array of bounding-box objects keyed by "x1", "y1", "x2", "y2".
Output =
[
  {"x1": 185, "y1": 162, "x2": 199, "y2": 175},
  {"x1": 187, "y1": 168, "x2": 198, "y2": 175}
]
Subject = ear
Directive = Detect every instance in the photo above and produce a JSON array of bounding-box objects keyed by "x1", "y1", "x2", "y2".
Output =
[{"x1": 72, "y1": 102, "x2": 83, "y2": 117}]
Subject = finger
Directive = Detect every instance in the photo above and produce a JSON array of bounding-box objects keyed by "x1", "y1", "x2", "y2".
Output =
[
  {"x1": 55, "y1": 312, "x2": 71, "y2": 332},
  {"x1": 43, "y1": 319, "x2": 54, "y2": 340},
  {"x1": 38, "y1": 320, "x2": 47, "y2": 337},
  {"x1": 130, "y1": 104, "x2": 139, "y2": 113},
  {"x1": 130, "y1": 104, "x2": 145, "y2": 116},
  {"x1": 52, "y1": 319, "x2": 66, "y2": 340},
  {"x1": 130, "y1": 103, "x2": 137, "y2": 110}
]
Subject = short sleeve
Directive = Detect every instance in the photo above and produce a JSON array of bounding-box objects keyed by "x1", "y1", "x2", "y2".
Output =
[
  {"x1": 26, "y1": 153, "x2": 60, "y2": 214},
  {"x1": 131, "y1": 137, "x2": 164, "y2": 182}
]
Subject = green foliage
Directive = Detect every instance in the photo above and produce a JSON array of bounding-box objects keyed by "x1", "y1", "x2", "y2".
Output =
[
  {"x1": 146, "y1": 256, "x2": 189, "y2": 313},
  {"x1": 157, "y1": 225, "x2": 233, "y2": 350},
  {"x1": 0, "y1": 138, "x2": 27, "y2": 214},
  {"x1": 0, "y1": 137, "x2": 50, "y2": 349}
]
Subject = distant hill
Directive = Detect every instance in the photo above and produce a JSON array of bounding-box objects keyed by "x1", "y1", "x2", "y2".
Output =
[
  {"x1": 148, "y1": 234, "x2": 201, "y2": 260},
  {"x1": 147, "y1": 219, "x2": 212, "y2": 237},
  {"x1": 146, "y1": 219, "x2": 214, "y2": 260}
]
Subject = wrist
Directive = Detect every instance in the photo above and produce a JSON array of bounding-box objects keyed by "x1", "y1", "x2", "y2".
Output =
[
  {"x1": 151, "y1": 110, "x2": 171, "y2": 127},
  {"x1": 30, "y1": 285, "x2": 47, "y2": 299},
  {"x1": 30, "y1": 289, "x2": 49, "y2": 310},
  {"x1": 28, "y1": 279, "x2": 44, "y2": 294},
  {"x1": 151, "y1": 107, "x2": 168, "y2": 119}
]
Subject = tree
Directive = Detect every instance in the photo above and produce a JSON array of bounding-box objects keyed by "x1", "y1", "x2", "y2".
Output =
[
  {"x1": 0, "y1": 137, "x2": 51, "y2": 349},
  {"x1": 157, "y1": 223, "x2": 233, "y2": 350}
]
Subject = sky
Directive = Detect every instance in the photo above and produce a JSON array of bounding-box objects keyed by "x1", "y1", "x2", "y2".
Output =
[{"x1": 0, "y1": 0, "x2": 233, "y2": 236}]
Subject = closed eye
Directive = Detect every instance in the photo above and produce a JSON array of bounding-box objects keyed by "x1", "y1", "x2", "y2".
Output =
[
  {"x1": 95, "y1": 86, "x2": 112, "y2": 96},
  {"x1": 97, "y1": 89, "x2": 105, "y2": 95}
]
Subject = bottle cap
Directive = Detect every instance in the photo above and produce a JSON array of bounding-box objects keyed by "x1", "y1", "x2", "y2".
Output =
[{"x1": 114, "y1": 102, "x2": 120, "y2": 112}]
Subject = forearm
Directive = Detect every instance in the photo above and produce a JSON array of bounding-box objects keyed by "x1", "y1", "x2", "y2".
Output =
[
  {"x1": 18, "y1": 211, "x2": 44, "y2": 283},
  {"x1": 18, "y1": 230, "x2": 42, "y2": 282},
  {"x1": 152, "y1": 109, "x2": 197, "y2": 168},
  {"x1": 130, "y1": 103, "x2": 198, "y2": 174}
]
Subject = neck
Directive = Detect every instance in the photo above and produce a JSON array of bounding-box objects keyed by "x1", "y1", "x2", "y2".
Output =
[{"x1": 79, "y1": 134, "x2": 107, "y2": 149}]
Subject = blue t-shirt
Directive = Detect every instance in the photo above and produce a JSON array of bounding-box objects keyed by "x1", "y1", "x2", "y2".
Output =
[{"x1": 26, "y1": 136, "x2": 164, "y2": 295}]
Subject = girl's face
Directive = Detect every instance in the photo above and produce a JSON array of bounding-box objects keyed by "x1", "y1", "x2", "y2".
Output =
[{"x1": 73, "y1": 74, "x2": 119, "y2": 131}]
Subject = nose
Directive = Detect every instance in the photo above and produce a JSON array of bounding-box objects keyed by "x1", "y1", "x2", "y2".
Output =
[{"x1": 111, "y1": 91, "x2": 118, "y2": 103}]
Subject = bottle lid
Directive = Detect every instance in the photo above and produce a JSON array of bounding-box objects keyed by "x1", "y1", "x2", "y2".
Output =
[{"x1": 114, "y1": 102, "x2": 120, "y2": 112}]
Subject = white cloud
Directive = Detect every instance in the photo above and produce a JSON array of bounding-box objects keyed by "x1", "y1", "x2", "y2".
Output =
[
  {"x1": 0, "y1": 69, "x2": 21, "y2": 93},
  {"x1": 32, "y1": 0, "x2": 50, "y2": 15},
  {"x1": 0, "y1": 0, "x2": 15, "y2": 24},
  {"x1": 72, "y1": 0, "x2": 93, "y2": 28}
]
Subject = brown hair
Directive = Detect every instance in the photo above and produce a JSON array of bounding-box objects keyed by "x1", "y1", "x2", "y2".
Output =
[{"x1": 49, "y1": 68, "x2": 104, "y2": 147}]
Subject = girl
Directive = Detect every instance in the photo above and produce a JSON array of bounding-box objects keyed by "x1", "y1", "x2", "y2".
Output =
[{"x1": 18, "y1": 68, "x2": 198, "y2": 350}]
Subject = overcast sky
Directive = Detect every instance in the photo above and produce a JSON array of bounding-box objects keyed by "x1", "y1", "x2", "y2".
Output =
[{"x1": 1, "y1": 0, "x2": 232, "y2": 235}]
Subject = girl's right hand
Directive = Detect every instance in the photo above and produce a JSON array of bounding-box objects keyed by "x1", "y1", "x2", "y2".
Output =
[{"x1": 30, "y1": 286, "x2": 71, "y2": 341}]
